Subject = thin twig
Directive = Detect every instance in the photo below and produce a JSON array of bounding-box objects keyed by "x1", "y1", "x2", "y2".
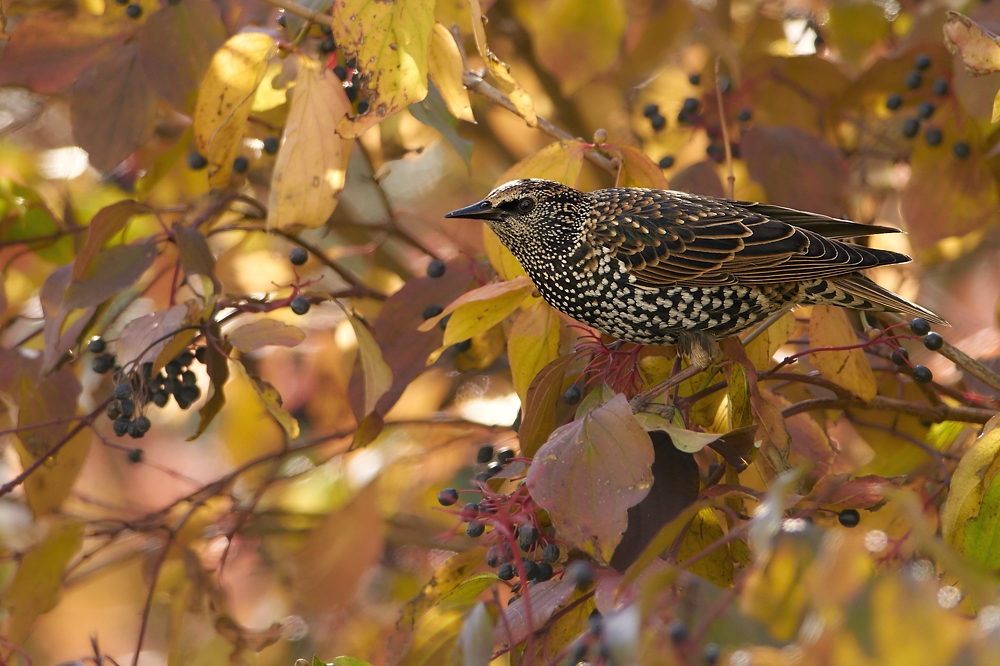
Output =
[
  {"x1": 781, "y1": 395, "x2": 994, "y2": 424},
  {"x1": 714, "y1": 57, "x2": 735, "y2": 199}
]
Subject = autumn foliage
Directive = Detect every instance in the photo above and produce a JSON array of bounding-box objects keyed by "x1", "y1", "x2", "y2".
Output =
[{"x1": 5, "y1": 1, "x2": 1000, "y2": 665}]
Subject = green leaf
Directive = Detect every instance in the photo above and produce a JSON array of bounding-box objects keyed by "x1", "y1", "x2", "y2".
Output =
[
  {"x1": 314, "y1": 656, "x2": 373, "y2": 666},
  {"x1": 678, "y1": 508, "x2": 734, "y2": 587},
  {"x1": 942, "y1": 415, "x2": 1000, "y2": 553}
]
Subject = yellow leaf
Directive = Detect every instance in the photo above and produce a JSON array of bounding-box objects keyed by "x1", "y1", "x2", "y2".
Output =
[
  {"x1": 428, "y1": 23, "x2": 474, "y2": 123},
  {"x1": 332, "y1": 0, "x2": 435, "y2": 138},
  {"x1": 347, "y1": 312, "x2": 393, "y2": 416},
  {"x1": 252, "y1": 59, "x2": 291, "y2": 113},
  {"x1": 467, "y1": 0, "x2": 536, "y2": 125},
  {"x1": 993, "y1": 88, "x2": 1000, "y2": 124},
  {"x1": 614, "y1": 144, "x2": 669, "y2": 189},
  {"x1": 483, "y1": 225, "x2": 528, "y2": 280},
  {"x1": 193, "y1": 32, "x2": 274, "y2": 187},
  {"x1": 267, "y1": 56, "x2": 352, "y2": 231},
  {"x1": 443, "y1": 284, "x2": 532, "y2": 347},
  {"x1": 14, "y1": 429, "x2": 91, "y2": 518},
  {"x1": 231, "y1": 359, "x2": 300, "y2": 440},
  {"x1": 678, "y1": 508, "x2": 734, "y2": 587},
  {"x1": 740, "y1": 533, "x2": 812, "y2": 641},
  {"x1": 743, "y1": 310, "x2": 795, "y2": 369},
  {"x1": 508, "y1": 300, "x2": 561, "y2": 406},
  {"x1": 941, "y1": 414, "x2": 1000, "y2": 553},
  {"x1": 807, "y1": 305, "x2": 877, "y2": 402},
  {"x1": 871, "y1": 575, "x2": 970, "y2": 666}
]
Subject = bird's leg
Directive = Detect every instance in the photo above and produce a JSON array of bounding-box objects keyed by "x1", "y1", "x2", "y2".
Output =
[
  {"x1": 630, "y1": 331, "x2": 720, "y2": 413},
  {"x1": 629, "y1": 362, "x2": 708, "y2": 414}
]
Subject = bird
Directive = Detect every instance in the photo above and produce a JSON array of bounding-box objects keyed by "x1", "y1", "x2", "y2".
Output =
[{"x1": 444, "y1": 179, "x2": 946, "y2": 349}]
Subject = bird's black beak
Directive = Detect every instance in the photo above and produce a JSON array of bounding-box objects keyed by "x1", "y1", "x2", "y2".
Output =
[{"x1": 444, "y1": 200, "x2": 502, "y2": 221}]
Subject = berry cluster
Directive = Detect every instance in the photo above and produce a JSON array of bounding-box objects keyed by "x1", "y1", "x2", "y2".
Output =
[
  {"x1": 886, "y1": 54, "x2": 967, "y2": 156},
  {"x1": 188, "y1": 140, "x2": 279, "y2": 174},
  {"x1": 883, "y1": 317, "x2": 946, "y2": 385}
]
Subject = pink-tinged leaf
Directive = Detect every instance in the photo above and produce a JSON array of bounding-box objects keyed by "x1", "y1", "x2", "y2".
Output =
[
  {"x1": 741, "y1": 125, "x2": 849, "y2": 218},
  {"x1": 74, "y1": 200, "x2": 151, "y2": 281},
  {"x1": 40, "y1": 265, "x2": 95, "y2": 372},
  {"x1": 944, "y1": 11, "x2": 1000, "y2": 76},
  {"x1": 0, "y1": 13, "x2": 132, "y2": 94},
  {"x1": 494, "y1": 577, "x2": 578, "y2": 648},
  {"x1": 63, "y1": 243, "x2": 158, "y2": 311},
  {"x1": 228, "y1": 318, "x2": 305, "y2": 353},
  {"x1": 174, "y1": 222, "x2": 216, "y2": 280},
  {"x1": 117, "y1": 305, "x2": 190, "y2": 369},
  {"x1": 669, "y1": 161, "x2": 725, "y2": 198},
  {"x1": 518, "y1": 354, "x2": 575, "y2": 458},
  {"x1": 190, "y1": 334, "x2": 230, "y2": 440},
  {"x1": 138, "y1": 0, "x2": 228, "y2": 112},
  {"x1": 71, "y1": 44, "x2": 159, "y2": 171},
  {"x1": 527, "y1": 394, "x2": 655, "y2": 563},
  {"x1": 807, "y1": 474, "x2": 894, "y2": 510}
]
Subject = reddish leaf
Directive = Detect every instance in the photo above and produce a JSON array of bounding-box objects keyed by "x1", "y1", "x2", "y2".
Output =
[
  {"x1": 807, "y1": 473, "x2": 894, "y2": 511},
  {"x1": 0, "y1": 13, "x2": 132, "y2": 94},
  {"x1": 174, "y1": 222, "x2": 217, "y2": 281},
  {"x1": 190, "y1": 334, "x2": 230, "y2": 440},
  {"x1": 526, "y1": 394, "x2": 655, "y2": 563},
  {"x1": 494, "y1": 577, "x2": 578, "y2": 648},
  {"x1": 71, "y1": 44, "x2": 158, "y2": 171},
  {"x1": 741, "y1": 125, "x2": 849, "y2": 218},
  {"x1": 518, "y1": 354, "x2": 574, "y2": 458},
  {"x1": 138, "y1": 0, "x2": 228, "y2": 112},
  {"x1": 40, "y1": 265, "x2": 95, "y2": 372},
  {"x1": 116, "y1": 305, "x2": 190, "y2": 369},
  {"x1": 669, "y1": 161, "x2": 725, "y2": 198},
  {"x1": 63, "y1": 243, "x2": 158, "y2": 311},
  {"x1": 73, "y1": 200, "x2": 151, "y2": 281}
]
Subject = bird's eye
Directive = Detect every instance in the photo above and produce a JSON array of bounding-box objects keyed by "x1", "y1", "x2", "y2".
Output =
[{"x1": 517, "y1": 197, "x2": 535, "y2": 213}]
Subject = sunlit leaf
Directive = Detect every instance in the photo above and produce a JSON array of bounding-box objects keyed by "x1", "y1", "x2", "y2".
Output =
[
  {"x1": 678, "y1": 508, "x2": 734, "y2": 587},
  {"x1": 400, "y1": 548, "x2": 488, "y2": 630},
  {"x1": 428, "y1": 23, "x2": 474, "y2": 123},
  {"x1": 508, "y1": 300, "x2": 561, "y2": 407},
  {"x1": 870, "y1": 575, "x2": 971, "y2": 666},
  {"x1": 267, "y1": 56, "x2": 353, "y2": 231},
  {"x1": 527, "y1": 394, "x2": 654, "y2": 563},
  {"x1": 116, "y1": 304, "x2": 190, "y2": 369},
  {"x1": 807, "y1": 305, "x2": 877, "y2": 402},
  {"x1": 944, "y1": 11, "x2": 1000, "y2": 76},
  {"x1": 743, "y1": 310, "x2": 794, "y2": 370},
  {"x1": 615, "y1": 144, "x2": 669, "y2": 189},
  {"x1": 825, "y1": 4, "x2": 889, "y2": 67},
  {"x1": 417, "y1": 276, "x2": 531, "y2": 345},
  {"x1": 740, "y1": 532, "x2": 814, "y2": 640},
  {"x1": 941, "y1": 415, "x2": 1000, "y2": 554},
  {"x1": 229, "y1": 318, "x2": 306, "y2": 353},
  {"x1": 633, "y1": 412, "x2": 721, "y2": 453},
  {"x1": 314, "y1": 657, "x2": 373, "y2": 666},
  {"x1": 231, "y1": 358, "x2": 300, "y2": 440},
  {"x1": 347, "y1": 312, "x2": 393, "y2": 416},
  {"x1": 193, "y1": 32, "x2": 275, "y2": 187},
  {"x1": 467, "y1": 0, "x2": 535, "y2": 125}
]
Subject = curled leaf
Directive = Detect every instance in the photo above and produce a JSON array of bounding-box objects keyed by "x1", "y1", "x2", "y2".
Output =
[{"x1": 428, "y1": 23, "x2": 474, "y2": 123}]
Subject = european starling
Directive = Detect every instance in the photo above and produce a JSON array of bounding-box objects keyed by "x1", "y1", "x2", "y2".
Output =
[{"x1": 445, "y1": 180, "x2": 946, "y2": 346}]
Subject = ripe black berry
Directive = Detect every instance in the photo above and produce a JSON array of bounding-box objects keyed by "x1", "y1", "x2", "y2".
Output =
[
  {"x1": 563, "y1": 385, "x2": 581, "y2": 405},
  {"x1": 133, "y1": 415, "x2": 151, "y2": 436},
  {"x1": 902, "y1": 118, "x2": 919, "y2": 138},
  {"x1": 924, "y1": 332, "x2": 943, "y2": 351},
  {"x1": 320, "y1": 36, "x2": 335, "y2": 53},
  {"x1": 113, "y1": 417, "x2": 130, "y2": 437},
  {"x1": 107, "y1": 402, "x2": 121, "y2": 419},
  {"x1": 438, "y1": 314, "x2": 451, "y2": 330},
  {"x1": 925, "y1": 128, "x2": 943, "y2": 146},
  {"x1": 953, "y1": 141, "x2": 970, "y2": 159},
  {"x1": 346, "y1": 58, "x2": 357, "y2": 69},
  {"x1": 345, "y1": 85, "x2": 358, "y2": 102},
  {"x1": 125, "y1": 3, "x2": 142, "y2": 18},
  {"x1": 426, "y1": 259, "x2": 446, "y2": 278},
  {"x1": 496, "y1": 449, "x2": 514, "y2": 465},
  {"x1": 567, "y1": 561, "x2": 594, "y2": 587},
  {"x1": 263, "y1": 136, "x2": 280, "y2": 155},
  {"x1": 706, "y1": 143, "x2": 725, "y2": 162},
  {"x1": 277, "y1": 14, "x2": 287, "y2": 27},
  {"x1": 181, "y1": 370, "x2": 197, "y2": 386},
  {"x1": 518, "y1": 525, "x2": 538, "y2": 550},
  {"x1": 522, "y1": 560, "x2": 538, "y2": 580},
  {"x1": 534, "y1": 561, "x2": 553, "y2": 581},
  {"x1": 152, "y1": 391, "x2": 168, "y2": 407},
  {"x1": 454, "y1": 339, "x2": 472, "y2": 353},
  {"x1": 738, "y1": 108, "x2": 752, "y2": 122},
  {"x1": 917, "y1": 101, "x2": 935, "y2": 119},
  {"x1": 587, "y1": 610, "x2": 603, "y2": 634},
  {"x1": 688, "y1": 73, "x2": 701, "y2": 86},
  {"x1": 333, "y1": 66, "x2": 347, "y2": 81},
  {"x1": 92, "y1": 354, "x2": 115, "y2": 374},
  {"x1": 914, "y1": 54, "x2": 931, "y2": 71},
  {"x1": 188, "y1": 152, "x2": 207, "y2": 170},
  {"x1": 88, "y1": 337, "x2": 106, "y2": 353},
  {"x1": 120, "y1": 399, "x2": 136, "y2": 418},
  {"x1": 932, "y1": 78, "x2": 948, "y2": 96},
  {"x1": 891, "y1": 348, "x2": 909, "y2": 365},
  {"x1": 195, "y1": 346, "x2": 207, "y2": 363},
  {"x1": 357, "y1": 100, "x2": 370, "y2": 114},
  {"x1": 476, "y1": 444, "x2": 494, "y2": 464},
  {"x1": 704, "y1": 643, "x2": 721, "y2": 666},
  {"x1": 320, "y1": 25, "x2": 332, "y2": 35},
  {"x1": 658, "y1": 155, "x2": 675, "y2": 169},
  {"x1": 681, "y1": 97, "x2": 700, "y2": 113},
  {"x1": 113, "y1": 383, "x2": 132, "y2": 400},
  {"x1": 905, "y1": 71, "x2": 922, "y2": 89},
  {"x1": 642, "y1": 103, "x2": 659, "y2": 118},
  {"x1": 422, "y1": 304, "x2": 443, "y2": 320},
  {"x1": 289, "y1": 247, "x2": 308, "y2": 265},
  {"x1": 290, "y1": 297, "x2": 310, "y2": 315},
  {"x1": 438, "y1": 488, "x2": 459, "y2": 506},
  {"x1": 649, "y1": 113, "x2": 666, "y2": 131},
  {"x1": 486, "y1": 547, "x2": 499, "y2": 568},
  {"x1": 912, "y1": 365, "x2": 933, "y2": 384},
  {"x1": 498, "y1": 562, "x2": 515, "y2": 581},
  {"x1": 885, "y1": 93, "x2": 902, "y2": 111},
  {"x1": 460, "y1": 503, "x2": 480, "y2": 521},
  {"x1": 669, "y1": 620, "x2": 688, "y2": 643},
  {"x1": 910, "y1": 317, "x2": 930, "y2": 335},
  {"x1": 232, "y1": 156, "x2": 249, "y2": 173},
  {"x1": 466, "y1": 521, "x2": 485, "y2": 538},
  {"x1": 542, "y1": 543, "x2": 560, "y2": 562},
  {"x1": 838, "y1": 509, "x2": 861, "y2": 527},
  {"x1": 571, "y1": 643, "x2": 589, "y2": 664},
  {"x1": 127, "y1": 448, "x2": 143, "y2": 463}
]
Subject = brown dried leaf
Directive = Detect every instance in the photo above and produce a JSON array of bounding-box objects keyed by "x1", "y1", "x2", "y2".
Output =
[
  {"x1": 174, "y1": 223, "x2": 216, "y2": 280},
  {"x1": 229, "y1": 318, "x2": 306, "y2": 353},
  {"x1": 190, "y1": 336, "x2": 230, "y2": 440}
]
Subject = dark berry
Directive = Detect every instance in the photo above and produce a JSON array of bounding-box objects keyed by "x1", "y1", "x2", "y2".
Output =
[
  {"x1": 917, "y1": 101, "x2": 934, "y2": 119},
  {"x1": 426, "y1": 259, "x2": 446, "y2": 278},
  {"x1": 127, "y1": 448, "x2": 143, "y2": 463},
  {"x1": 902, "y1": 118, "x2": 920, "y2": 139},
  {"x1": 563, "y1": 385, "x2": 581, "y2": 405},
  {"x1": 438, "y1": 314, "x2": 451, "y2": 330},
  {"x1": 677, "y1": 109, "x2": 692, "y2": 124},
  {"x1": 924, "y1": 332, "x2": 943, "y2": 351},
  {"x1": 276, "y1": 14, "x2": 287, "y2": 27},
  {"x1": 346, "y1": 58, "x2": 357, "y2": 69},
  {"x1": 141, "y1": 361, "x2": 154, "y2": 378},
  {"x1": 658, "y1": 155, "x2": 675, "y2": 169},
  {"x1": 522, "y1": 560, "x2": 538, "y2": 580},
  {"x1": 320, "y1": 36, "x2": 335, "y2": 53},
  {"x1": 681, "y1": 97, "x2": 700, "y2": 113},
  {"x1": 567, "y1": 561, "x2": 594, "y2": 588},
  {"x1": 925, "y1": 128, "x2": 943, "y2": 146},
  {"x1": 232, "y1": 156, "x2": 249, "y2": 173},
  {"x1": 914, "y1": 54, "x2": 931, "y2": 71},
  {"x1": 518, "y1": 525, "x2": 538, "y2": 551},
  {"x1": 885, "y1": 93, "x2": 902, "y2": 111},
  {"x1": 534, "y1": 561, "x2": 553, "y2": 581},
  {"x1": 437, "y1": 488, "x2": 459, "y2": 506},
  {"x1": 704, "y1": 643, "x2": 721, "y2": 666},
  {"x1": 706, "y1": 143, "x2": 725, "y2": 161},
  {"x1": 113, "y1": 383, "x2": 132, "y2": 400},
  {"x1": 195, "y1": 346, "x2": 207, "y2": 363},
  {"x1": 738, "y1": 108, "x2": 752, "y2": 122},
  {"x1": 476, "y1": 444, "x2": 494, "y2": 464},
  {"x1": 542, "y1": 543, "x2": 560, "y2": 562},
  {"x1": 498, "y1": 562, "x2": 515, "y2": 581},
  {"x1": 587, "y1": 609, "x2": 603, "y2": 635},
  {"x1": 933, "y1": 78, "x2": 949, "y2": 96},
  {"x1": 188, "y1": 152, "x2": 207, "y2": 170},
  {"x1": 263, "y1": 136, "x2": 280, "y2": 154},
  {"x1": 127, "y1": 420, "x2": 145, "y2": 438},
  {"x1": 571, "y1": 643, "x2": 589, "y2": 663},
  {"x1": 669, "y1": 620, "x2": 688, "y2": 643},
  {"x1": 320, "y1": 25, "x2": 332, "y2": 35},
  {"x1": 905, "y1": 71, "x2": 922, "y2": 89},
  {"x1": 119, "y1": 399, "x2": 135, "y2": 418},
  {"x1": 134, "y1": 415, "x2": 151, "y2": 434},
  {"x1": 642, "y1": 103, "x2": 659, "y2": 118},
  {"x1": 182, "y1": 370, "x2": 197, "y2": 386},
  {"x1": 92, "y1": 354, "x2": 115, "y2": 374},
  {"x1": 166, "y1": 359, "x2": 182, "y2": 376},
  {"x1": 333, "y1": 66, "x2": 347, "y2": 81},
  {"x1": 454, "y1": 339, "x2": 472, "y2": 353},
  {"x1": 178, "y1": 350, "x2": 195, "y2": 366},
  {"x1": 953, "y1": 141, "x2": 971, "y2": 159},
  {"x1": 891, "y1": 348, "x2": 909, "y2": 365},
  {"x1": 649, "y1": 113, "x2": 666, "y2": 131},
  {"x1": 88, "y1": 337, "x2": 106, "y2": 353},
  {"x1": 460, "y1": 503, "x2": 480, "y2": 521},
  {"x1": 466, "y1": 521, "x2": 485, "y2": 538},
  {"x1": 357, "y1": 100, "x2": 370, "y2": 114},
  {"x1": 496, "y1": 449, "x2": 514, "y2": 465},
  {"x1": 107, "y1": 402, "x2": 121, "y2": 419},
  {"x1": 486, "y1": 547, "x2": 499, "y2": 568},
  {"x1": 838, "y1": 509, "x2": 861, "y2": 527},
  {"x1": 290, "y1": 297, "x2": 310, "y2": 315},
  {"x1": 688, "y1": 73, "x2": 701, "y2": 86},
  {"x1": 115, "y1": 0, "x2": 128, "y2": 4},
  {"x1": 152, "y1": 391, "x2": 168, "y2": 408},
  {"x1": 422, "y1": 304, "x2": 443, "y2": 320},
  {"x1": 113, "y1": 417, "x2": 130, "y2": 437},
  {"x1": 180, "y1": 384, "x2": 201, "y2": 403},
  {"x1": 125, "y1": 3, "x2": 142, "y2": 18},
  {"x1": 290, "y1": 247, "x2": 308, "y2": 265},
  {"x1": 910, "y1": 317, "x2": 931, "y2": 335},
  {"x1": 912, "y1": 365, "x2": 933, "y2": 384},
  {"x1": 345, "y1": 85, "x2": 358, "y2": 102}
]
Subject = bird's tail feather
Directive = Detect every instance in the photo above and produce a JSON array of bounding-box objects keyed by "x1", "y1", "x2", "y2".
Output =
[{"x1": 831, "y1": 276, "x2": 949, "y2": 325}]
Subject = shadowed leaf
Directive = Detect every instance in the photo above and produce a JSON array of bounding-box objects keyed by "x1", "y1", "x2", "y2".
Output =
[
  {"x1": 117, "y1": 305, "x2": 189, "y2": 368},
  {"x1": 229, "y1": 318, "x2": 306, "y2": 353},
  {"x1": 73, "y1": 200, "x2": 150, "y2": 281},
  {"x1": 63, "y1": 243, "x2": 157, "y2": 311},
  {"x1": 428, "y1": 23, "x2": 475, "y2": 123},
  {"x1": 508, "y1": 300, "x2": 561, "y2": 406},
  {"x1": 518, "y1": 353, "x2": 574, "y2": 457}
]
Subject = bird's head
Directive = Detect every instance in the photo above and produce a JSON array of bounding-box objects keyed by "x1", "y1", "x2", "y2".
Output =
[{"x1": 444, "y1": 179, "x2": 590, "y2": 257}]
